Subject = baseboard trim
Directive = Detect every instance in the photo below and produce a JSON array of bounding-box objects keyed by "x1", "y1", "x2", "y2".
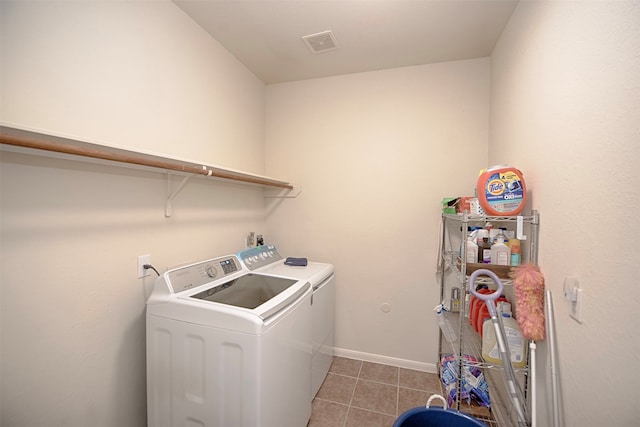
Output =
[{"x1": 332, "y1": 347, "x2": 438, "y2": 374}]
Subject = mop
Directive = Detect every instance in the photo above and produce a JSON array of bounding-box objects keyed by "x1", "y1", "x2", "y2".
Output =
[{"x1": 469, "y1": 269, "x2": 529, "y2": 427}]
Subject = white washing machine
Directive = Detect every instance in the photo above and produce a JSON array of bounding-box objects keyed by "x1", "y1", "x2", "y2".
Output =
[
  {"x1": 237, "y1": 245, "x2": 335, "y2": 399},
  {"x1": 146, "y1": 254, "x2": 312, "y2": 427}
]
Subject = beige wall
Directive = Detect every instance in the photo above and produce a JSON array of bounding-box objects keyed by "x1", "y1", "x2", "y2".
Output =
[
  {"x1": 265, "y1": 58, "x2": 490, "y2": 368},
  {"x1": 3, "y1": 0, "x2": 638, "y2": 426},
  {"x1": 1, "y1": 1, "x2": 267, "y2": 426},
  {"x1": 1, "y1": 0, "x2": 265, "y2": 172},
  {"x1": 490, "y1": 1, "x2": 640, "y2": 425}
]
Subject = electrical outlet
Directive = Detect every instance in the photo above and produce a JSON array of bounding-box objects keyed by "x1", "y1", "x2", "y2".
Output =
[{"x1": 138, "y1": 254, "x2": 151, "y2": 279}]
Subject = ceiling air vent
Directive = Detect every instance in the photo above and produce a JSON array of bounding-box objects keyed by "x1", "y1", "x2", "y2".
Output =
[{"x1": 302, "y1": 30, "x2": 339, "y2": 54}]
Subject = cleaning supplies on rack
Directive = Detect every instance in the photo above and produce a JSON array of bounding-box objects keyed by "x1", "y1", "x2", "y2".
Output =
[
  {"x1": 474, "y1": 294, "x2": 509, "y2": 336},
  {"x1": 476, "y1": 165, "x2": 527, "y2": 216},
  {"x1": 465, "y1": 226, "x2": 522, "y2": 266},
  {"x1": 481, "y1": 303, "x2": 527, "y2": 368},
  {"x1": 508, "y1": 238, "x2": 522, "y2": 266},
  {"x1": 440, "y1": 354, "x2": 491, "y2": 409},
  {"x1": 466, "y1": 233, "x2": 478, "y2": 264},
  {"x1": 469, "y1": 269, "x2": 529, "y2": 427},
  {"x1": 475, "y1": 228, "x2": 489, "y2": 245},
  {"x1": 434, "y1": 303, "x2": 457, "y2": 343},
  {"x1": 450, "y1": 287, "x2": 461, "y2": 312},
  {"x1": 489, "y1": 227, "x2": 510, "y2": 244},
  {"x1": 469, "y1": 285, "x2": 490, "y2": 326},
  {"x1": 478, "y1": 237, "x2": 491, "y2": 263},
  {"x1": 490, "y1": 237, "x2": 511, "y2": 266}
]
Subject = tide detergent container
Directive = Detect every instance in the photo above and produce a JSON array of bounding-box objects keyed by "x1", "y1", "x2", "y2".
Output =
[{"x1": 477, "y1": 165, "x2": 527, "y2": 216}]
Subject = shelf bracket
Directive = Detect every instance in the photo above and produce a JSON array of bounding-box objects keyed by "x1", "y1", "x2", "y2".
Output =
[
  {"x1": 165, "y1": 173, "x2": 192, "y2": 217},
  {"x1": 264, "y1": 186, "x2": 302, "y2": 199},
  {"x1": 516, "y1": 215, "x2": 528, "y2": 240}
]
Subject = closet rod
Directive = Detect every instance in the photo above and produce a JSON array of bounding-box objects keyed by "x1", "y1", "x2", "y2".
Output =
[{"x1": 0, "y1": 129, "x2": 293, "y2": 190}]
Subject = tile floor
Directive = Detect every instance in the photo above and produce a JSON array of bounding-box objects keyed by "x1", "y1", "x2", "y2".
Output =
[{"x1": 308, "y1": 356, "x2": 443, "y2": 427}]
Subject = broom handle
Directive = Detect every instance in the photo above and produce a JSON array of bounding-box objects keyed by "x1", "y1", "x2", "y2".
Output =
[
  {"x1": 546, "y1": 290, "x2": 561, "y2": 427},
  {"x1": 530, "y1": 341, "x2": 537, "y2": 427}
]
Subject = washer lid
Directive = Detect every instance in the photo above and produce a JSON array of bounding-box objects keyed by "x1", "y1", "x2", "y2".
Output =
[{"x1": 256, "y1": 261, "x2": 334, "y2": 286}]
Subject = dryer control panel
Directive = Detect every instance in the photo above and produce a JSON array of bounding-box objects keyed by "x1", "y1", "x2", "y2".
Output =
[
  {"x1": 165, "y1": 255, "x2": 240, "y2": 293},
  {"x1": 238, "y1": 244, "x2": 283, "y2": 271}
]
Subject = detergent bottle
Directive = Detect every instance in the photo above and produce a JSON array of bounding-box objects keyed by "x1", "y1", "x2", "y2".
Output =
[
  {"x1": 468, "y1": 285, "x2": 482, "y2": 325},
  {"x1": 475, "y1": 294, "x2": 509, "y2": 335},
  {"x1": 469, "y1": 285, "x2": 491, "y2": 328},
  {"x1": 477, "y1": 165, "x2": 527, "y2": 216},
  {"x1": 482, "y1": 303, "x2": 527, "y2": 368}
]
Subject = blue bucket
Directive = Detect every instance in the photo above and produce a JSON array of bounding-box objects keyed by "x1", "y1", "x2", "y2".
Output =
[{"x1": 393, "y1": 395, "x2": 488, "y2": 427}]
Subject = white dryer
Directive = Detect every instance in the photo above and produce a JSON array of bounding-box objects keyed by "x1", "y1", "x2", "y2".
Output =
[
  {"x1": 146, "y1": 254, "x2": 312, "y2": 427},
  {"x1": 237, "y1": 245, "x2": 335, "y2": 399}
]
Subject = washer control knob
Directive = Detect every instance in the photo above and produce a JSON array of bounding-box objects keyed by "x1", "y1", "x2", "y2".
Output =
[{"x1": 205, "y1": 265, "x2": 217, "y2": 278}]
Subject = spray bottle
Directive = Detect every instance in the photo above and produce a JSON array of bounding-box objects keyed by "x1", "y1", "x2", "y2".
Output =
[{"x1": 434, "y1": 303, "x2": 457, "y2": 343}]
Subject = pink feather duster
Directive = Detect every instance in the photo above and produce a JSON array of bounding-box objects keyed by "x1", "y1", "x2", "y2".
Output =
[{"x1": 511, "y1": 263, "x2": 545, "y2": 341}]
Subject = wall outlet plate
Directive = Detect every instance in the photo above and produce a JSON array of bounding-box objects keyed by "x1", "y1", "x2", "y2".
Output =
[{"x1": 569, "y1": 288, "x2": 583, "y2": 324}]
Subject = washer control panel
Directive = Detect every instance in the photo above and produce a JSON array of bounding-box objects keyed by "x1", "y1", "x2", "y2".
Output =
[
  {"x1": 238, "y1": 244, "x2": 283, "y2": 271},
  {"x1": 165, "y1": 255, "x2": 240, "y2": 293}
]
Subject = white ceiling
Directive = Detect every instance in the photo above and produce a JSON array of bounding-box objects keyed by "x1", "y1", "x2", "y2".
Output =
[{"x1": 173, "y1": 0, "x2": 519, "y2": 85}]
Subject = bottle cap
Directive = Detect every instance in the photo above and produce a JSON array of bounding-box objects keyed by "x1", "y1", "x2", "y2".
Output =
[{"x1": 476, "y1": 229, "x2": 489, "y2": 242}]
